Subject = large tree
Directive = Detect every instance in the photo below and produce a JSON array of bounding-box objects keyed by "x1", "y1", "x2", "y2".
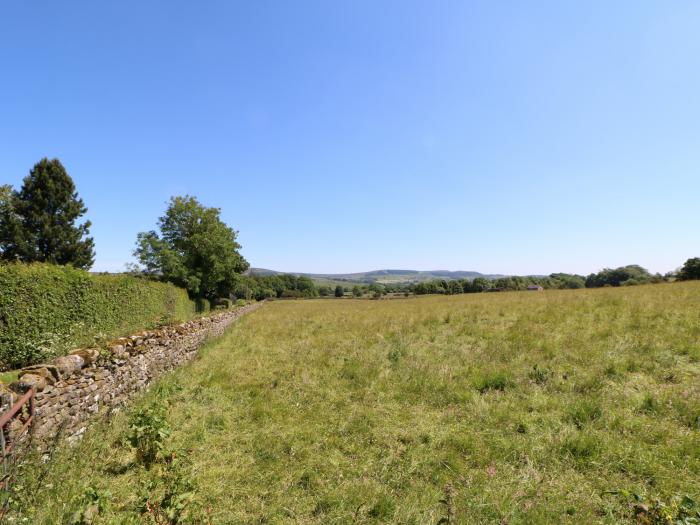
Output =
[
  {"x1": 585, "y1": 265, "x2": 651, "y2": 287},
  {"x1": 678, "y1": 257, "x2": 700, "y2": 281},
  {"x1": 0, "y1": 158, "x2": 94, "y2": 269},
  {"x1": 135, "y1": 195, "x2": 249, "y2": 300}
]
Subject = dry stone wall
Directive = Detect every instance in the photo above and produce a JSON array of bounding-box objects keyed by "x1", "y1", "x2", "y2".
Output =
[{"x1": 4, "y1": 302, "x2": 262, "y2": 444}]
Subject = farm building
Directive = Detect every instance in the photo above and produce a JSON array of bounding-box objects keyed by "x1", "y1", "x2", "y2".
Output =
[{"x1": 527, "y1": 285, "x2": 544, "y2": 291}]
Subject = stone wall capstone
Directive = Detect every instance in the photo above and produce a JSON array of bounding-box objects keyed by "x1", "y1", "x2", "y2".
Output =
[{"x1": 3, "y1": 302, "x2": 262, "y2": 445}]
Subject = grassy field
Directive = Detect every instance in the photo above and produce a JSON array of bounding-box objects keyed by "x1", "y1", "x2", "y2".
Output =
[{"x1": 9, "y1": 283, "x2": 700, "y2": 524}]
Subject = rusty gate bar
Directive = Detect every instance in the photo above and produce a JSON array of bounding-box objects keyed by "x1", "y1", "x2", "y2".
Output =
[
  {"x1": 0, "y1": 388, "x2": 35, "y2": 497},
  {"x1": 0, "y1": 388, "x2": 35, "y2": 455}
]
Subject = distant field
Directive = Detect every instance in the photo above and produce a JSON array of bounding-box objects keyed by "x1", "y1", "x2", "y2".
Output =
[{"x1": 12, "y1": 283, "x2": 700, "y2": 523}]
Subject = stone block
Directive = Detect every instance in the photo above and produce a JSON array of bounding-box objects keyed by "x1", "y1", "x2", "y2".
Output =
[
  {"x1": 21, "y1": 364, "x2": 60, "y2": 383},
  {"x1": 69, "y1": 348, "x2": 100, "y2": 364},
  {"x1": 11, "y1": 373, "x2": 46, "y2": 392},
  {"x1": 53, "y1": 355, "x2": 85, "y2": 377}
]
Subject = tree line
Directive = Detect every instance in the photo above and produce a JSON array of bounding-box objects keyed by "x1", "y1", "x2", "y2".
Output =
[
  {"x1": 0, "y1": 158, "x2": 250, "y2": 307},
  {"x1": 1, "y1": 158, "x2": 699, "y2": 305},
  {"x1": 410, "y1": 262, "x2": 700, "y2": 295}
]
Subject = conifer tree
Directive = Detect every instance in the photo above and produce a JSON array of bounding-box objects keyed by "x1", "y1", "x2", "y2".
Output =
[{"x1": 0, "y1": 158, "x2": 95, "y2": 269}]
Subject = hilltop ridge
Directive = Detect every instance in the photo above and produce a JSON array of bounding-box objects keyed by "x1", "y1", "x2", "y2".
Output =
[{"x1": 246, "y1": 268, "x2": 505, "y2": 285}]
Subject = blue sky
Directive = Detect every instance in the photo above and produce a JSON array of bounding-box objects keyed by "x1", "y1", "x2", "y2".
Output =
[{"x1": 1, "y1": 1, "x2": 698, "y2": 275}]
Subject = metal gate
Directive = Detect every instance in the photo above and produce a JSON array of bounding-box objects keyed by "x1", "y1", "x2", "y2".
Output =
[{"x1": 0, "y1": 388, "x2": 35, "y2": 491}]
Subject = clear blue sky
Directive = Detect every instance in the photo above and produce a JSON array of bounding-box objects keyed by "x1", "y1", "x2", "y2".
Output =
[{"x1": 1, "y1": 1, "x2": 698, "y2": 275}]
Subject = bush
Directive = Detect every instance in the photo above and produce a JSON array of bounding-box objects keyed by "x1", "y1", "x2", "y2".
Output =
[
  {"x1": 679, "y1": 257, "x2": 700, "y2": 281},
  {"x1": 213, "y1": 298, "x2": 232, "y2": 310},
  {"x1": 194, "y1": 297, "x2": 211, "y2": 314},
  {"x1": 585, "y1": 265, "x2": 651, "y2": 288},
  {"x1": 0, "y1": 263, "x2": 196, "y2": 369}
]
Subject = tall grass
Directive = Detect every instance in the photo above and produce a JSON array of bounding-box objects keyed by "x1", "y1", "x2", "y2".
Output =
[{"x1": 9, "y1": 282, "x2": 700, "y2": 523}]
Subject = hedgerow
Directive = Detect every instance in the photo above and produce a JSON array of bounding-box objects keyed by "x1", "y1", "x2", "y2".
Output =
[{"x1": 0, "y1": 263, "x2": 196, "y2": 369}]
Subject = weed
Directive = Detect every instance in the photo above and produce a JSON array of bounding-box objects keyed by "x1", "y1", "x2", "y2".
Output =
[
  {"x1": 139, "y1": 453, "x2": 198, "y2": 525},
  {"x1": 528, "y1": 364, "x2": 553, "y2": 386},
  {"x1": 609, "y1": 490, "x2": 700, "y2": 524},
  {"x1": 127, "y1": 403, "x2": 170, "y2": 469},
  {"x1": 387, "y1": 347, "x2": 402, "y2": 366},
  {"x1": 437, "y1": 483, "x2": 456, "y2": 524},
  {"x1": 67, "y1": 486, "x2": 111, "y2": 525}
]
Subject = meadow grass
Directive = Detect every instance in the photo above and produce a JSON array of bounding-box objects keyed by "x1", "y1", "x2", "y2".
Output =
[{"x1": 8, "y1": 282, "x2": 700, "y2": 523}]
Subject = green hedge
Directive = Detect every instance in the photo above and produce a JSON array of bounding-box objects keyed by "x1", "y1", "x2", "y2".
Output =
[{"x1": 0, "y1": 263, "x2": 196, "y2": 370}]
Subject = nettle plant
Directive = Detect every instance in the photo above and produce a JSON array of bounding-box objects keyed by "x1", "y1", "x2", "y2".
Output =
[
  {"x1": 609, "y1": 490, "x2": 700, "y2": 524},
  {"x1": 127, "y1": 404, "x2": 171, "y2": 469},
  {"x1": 67, "y1": 486, "x2": 112, "y2": 525},
  {"x1": 139, "y1": 453, "x2": 200, "y2": 525}
]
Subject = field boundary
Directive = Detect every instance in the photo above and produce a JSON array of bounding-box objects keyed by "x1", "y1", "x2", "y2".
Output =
[{"x1": 1, "y1": 302, "x2": 263, "y2": 449}]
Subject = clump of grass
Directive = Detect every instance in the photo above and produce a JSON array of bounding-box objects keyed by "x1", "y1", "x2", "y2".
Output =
[
  {"x1": 637, "y1": 393, "x2": 659, "y2": 415},
  {"x1": 368, "y1": 494, "x2": 396, "y2": 520},
  {"x1": 528, "y1": 364, "x2": 553, "y2": 386},
  {"x1": 566, "y1": 398, "x2": 602, "y2": 429},
  {"x1": 673, "y1": 399, "x2": 700, "y2": 430},
  {"x1": 205, "y1": 413, "x2": 226, "y2": 431},
  {"x1": 472, "y1": 370, "x2": 513, "y2": 393},
  {"x1": 313, "y1": 497, "x2": 334, "y2": 516},
  {"x1": 561, "y1": 432, "x2": 599, "y2": 463},
  {"x1": 298, "y1": 471, "x2": 314, "y2": 490},
  {"x1": 387, "y1": 347, "x2": 402, "y2": 366}
]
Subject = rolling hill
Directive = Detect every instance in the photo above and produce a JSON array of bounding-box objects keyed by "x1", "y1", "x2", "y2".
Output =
[{"x1": 246, "y1": 268, "x2": 505, "y2": 285}]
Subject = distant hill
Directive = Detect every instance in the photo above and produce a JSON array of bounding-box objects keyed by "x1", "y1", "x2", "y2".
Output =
[{"x1": 246, "y1": 268, "x2": 505, "y2": 285}]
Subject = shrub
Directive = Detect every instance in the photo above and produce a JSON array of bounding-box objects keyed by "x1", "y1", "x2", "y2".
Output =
[
  {"x1": 213, "y1": 298, "x2": 232, "y2": 310},
  {"x1": 0, "y1": 262, "x2": 196, "y2": 369},
  {"x1": 678, "y1": 257, "x2": 700, "y2": 281},
  {"x1": 194, "y1": 297, "x2": 210, "y2": 314}
]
